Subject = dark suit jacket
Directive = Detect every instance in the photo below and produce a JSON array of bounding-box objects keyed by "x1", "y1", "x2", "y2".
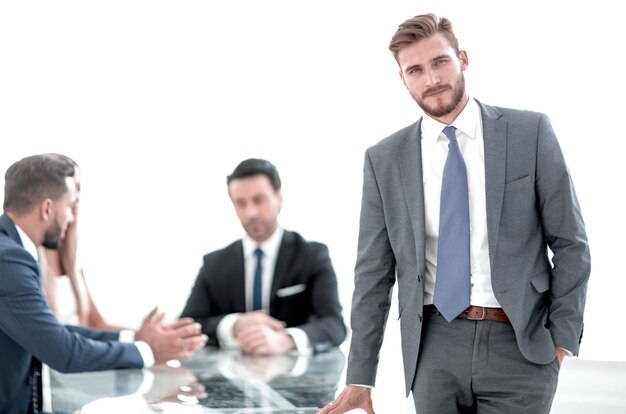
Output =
[
  {"x1": 346, "y1": 100, "x2": 591, "y2": 394},
  {"x1": 180, "y1": 230, "x2": 346, "y2": 352},
  {"x1": 0, "y1": 213, "x2": 143, "y2": 414}
]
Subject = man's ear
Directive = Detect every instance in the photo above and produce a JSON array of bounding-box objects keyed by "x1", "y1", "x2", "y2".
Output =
[
  {"x1": 39, "y1": 198, "x2": 53, "y2": 221},
  {"x1": 458, "y1": 50, "x2": 469, "y2": 71},
  {"x1": 276, "y1": 190, "x2": 283, "y2": 213}
]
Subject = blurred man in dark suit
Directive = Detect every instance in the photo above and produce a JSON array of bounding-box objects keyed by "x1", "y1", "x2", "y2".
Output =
[{"x1": 181, "y1": 158, "x2": 346, "y2": 355}]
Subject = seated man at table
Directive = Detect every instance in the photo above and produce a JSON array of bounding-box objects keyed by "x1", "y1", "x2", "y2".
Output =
[
  {"x1": 0, "y1": 154, "x2": 207, "y2": 413},
  {"x1": 181, "y1": 158, "x2": 346, "y2": 355}
]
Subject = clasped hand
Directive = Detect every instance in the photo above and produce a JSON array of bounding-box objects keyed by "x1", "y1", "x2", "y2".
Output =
[
  {"x1": 233, "y1": 311, "x2": 294, "y2": 355},
  {"x1": 135, "y1": 307, "x2": 208, "y2": 364}
]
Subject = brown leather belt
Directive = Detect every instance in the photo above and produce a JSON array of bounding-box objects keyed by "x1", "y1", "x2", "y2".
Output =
[
  {"x1": 459, "y1": 306, "x2": 510, "y2": 323},
  {"x1": 426, "y1": 305, "x2": 510, "y2": 323}
]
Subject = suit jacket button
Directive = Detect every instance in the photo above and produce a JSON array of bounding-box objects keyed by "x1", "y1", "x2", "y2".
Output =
[
  {"x1": 418, "y1": 314, "x2": 422, "y2": 322},
  {"x1": 417, "y1": 275, "x2": 421, "y2": 283}
]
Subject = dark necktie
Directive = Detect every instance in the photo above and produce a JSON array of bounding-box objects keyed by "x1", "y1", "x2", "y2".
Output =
[
  {"x1": 433, "y1": 126, "x2": 471, "y2": 322},
  {"x1": 252, "y1": 248, "x2": 264, "y2": 311}
]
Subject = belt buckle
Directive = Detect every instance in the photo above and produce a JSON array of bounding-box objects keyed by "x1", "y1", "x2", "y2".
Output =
[{"x1": 465, "y1": 306, "x2": 487, "y2": 321}]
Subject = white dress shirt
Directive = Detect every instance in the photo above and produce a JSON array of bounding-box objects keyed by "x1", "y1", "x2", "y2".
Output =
[
  {"x1": 217, "y1": 227, "x2": 312, "y2": 354},
  {"x1": 420, "y1": 98, "x2": 501, "y2": 308}
]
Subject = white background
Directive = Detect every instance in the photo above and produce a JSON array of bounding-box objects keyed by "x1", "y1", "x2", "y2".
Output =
[{"x1": 1, "y1": 1, "x2": 624, "y2": 410}]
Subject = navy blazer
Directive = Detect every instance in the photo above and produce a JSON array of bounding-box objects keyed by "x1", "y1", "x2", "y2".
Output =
[
  {"x1": 0, "y1": 214, "x2": 143, "y2": 414},
  {"x1": 181, "y1": 230, "x2": 346, "y2": 352}
]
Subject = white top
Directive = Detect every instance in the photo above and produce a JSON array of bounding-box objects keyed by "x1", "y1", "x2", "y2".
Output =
[
  {"x1": 420, "y1": 97, "x2": 500, "y2": 308},
  {"x1": 52, "y1": 275, "x2": 79, "y2": 325}
]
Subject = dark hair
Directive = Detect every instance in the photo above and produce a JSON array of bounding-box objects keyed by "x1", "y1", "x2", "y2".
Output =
[
  {"x1": 389, "y1": 13, "x2": 459, "y2": 61},
  {"x1": 3, "y1": 154, "x2": 76, "y2": 214},
  {"x1": 45, "y1": 153, "x2": 79, "y2": 169},
  {"x1": 226, "y1": 158, "x2": 281, "y2": 191}
]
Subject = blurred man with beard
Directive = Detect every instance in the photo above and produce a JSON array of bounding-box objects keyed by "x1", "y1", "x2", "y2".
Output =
[
  {"x1": 319, "y1": 13, "x2": 590, "y2": 414},
  {"x1": 181, "y1": 158, "x2": 346, "y2": 356},
  {"x1": 0, "y1": 154, "x2": 207, "y2": 413}
]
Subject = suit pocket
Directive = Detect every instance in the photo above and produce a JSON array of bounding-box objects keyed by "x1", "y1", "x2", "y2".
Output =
[
  {"x1": 530, "y1": 270, "x2": 550, "y2": 293},
  {"x1": 504, "y1": 175, "x2": 531, "y2": 192},
  {"x1": 276, "y1": 283, "x2": 306, "y2": 298}
]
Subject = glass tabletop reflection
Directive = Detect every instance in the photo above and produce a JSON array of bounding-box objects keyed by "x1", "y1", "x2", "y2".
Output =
[{"x1": 50, "y1": 347, "x2": 345, "y2": 413}]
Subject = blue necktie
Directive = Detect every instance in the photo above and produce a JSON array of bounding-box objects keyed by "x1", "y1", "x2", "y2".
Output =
[
  {"x1": 434, "y1": 126, "x2": 471, "y2": 322},
  {"x1": 252, "y1": 247, "x2": 264, "y2": 311}
]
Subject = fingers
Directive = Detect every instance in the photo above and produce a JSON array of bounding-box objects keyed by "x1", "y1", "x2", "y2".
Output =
[
  {"x1": 143, "y1": 306, "x2": 160, "y2": 323},
  {"x1": 153, "y1": 310, "x2": 166, "y2": 325},
  {"x1": 242, "y1": 311, "x2": 286, "y2": 327},
  {"x1": 161, "y1": 335, "x2": 208, "y2": 363},
  {"x1": 241, "y1": 338, "x2": 269, "y2": 355},
  {"x1": 262, "y1": 316, "x2": 287, "y2": 331},
  {"x1": 235, "y1": 312, "x2": 286, "y2": 337},
  {"x1": 316, "y1": 386, "x2": 374, "y2": 414},
  {"x1": 237, "y1": 326, "x2": 270, "y2": 354},
  {"x1": 177, "y1": 334, "x2": 208, "y2": 357},
  {"x1": 174, "y1": 322, "x2": 203, "y2": 339},
  {"x1": 238, "y1": 326, "x2": 293, "y2": 355},
  {"x1": 164, "y1": 317, "x2": 195, "y2": 330},
  {"x1": 318, "y1": 400, "x2": 357, "y2": 414}
]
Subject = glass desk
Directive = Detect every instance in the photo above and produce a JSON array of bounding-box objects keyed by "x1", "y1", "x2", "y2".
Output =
[{"x1": 50, "y1": 347, "x2": 345, "y2": 413}]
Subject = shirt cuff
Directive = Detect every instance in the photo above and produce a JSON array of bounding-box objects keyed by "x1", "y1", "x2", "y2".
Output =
[
  {"x1": 118, "y1": 329, "x2": 135, "y2": 343},
  {"x1": 135, "y1": 341, "x2": 155, "y2": 368},
  {"x1": 284, "y1": 327, "x2": 313, "y2": 355},
  {"x1": 558, "y1": 347, "x2": 574, "y2": 357},
  {"x1": 349, "y1": 384, "x2": 374, "y2": 388},
  {"x1": 217, "y1": 313, "x2": 242, "y2": 349}
]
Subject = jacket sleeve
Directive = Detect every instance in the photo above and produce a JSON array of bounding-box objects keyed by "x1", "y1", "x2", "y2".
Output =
[
  {"x1": 179, "y1": 263, "x2": 225, "y2": 346},
  {"x1": 346, "y1": 149, "x2": 397, "y2": 386},
  {"x1": 294, "y1": 243, "x2": 347, "y2": 352},
  {"x1": 535, "y1": 114, "x2": 591, "y2": 355},
  {"x1": 0, "y1": 248, "x2": 143, "y2": 373}
]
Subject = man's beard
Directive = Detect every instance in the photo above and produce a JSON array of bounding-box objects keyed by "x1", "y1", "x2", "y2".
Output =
[
  {"x1": 414, "y1": 73, "x2": 465, "y2": 118},
  {"x1": 41, "y1": 219, "x2": 63, "y2": 249}
]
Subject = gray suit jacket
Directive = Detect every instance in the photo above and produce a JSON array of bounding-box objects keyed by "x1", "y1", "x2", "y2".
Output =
[{"x1": 346, "y1": 100, "x2": 591, "y2": 395}]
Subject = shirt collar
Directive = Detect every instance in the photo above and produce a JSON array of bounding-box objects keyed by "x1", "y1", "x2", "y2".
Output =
[
  {"x1": 243, "y1": 226, "x2": 284, "y2": 259},
  {"x1": 15, "y1": 224, "x2": 39, "y2": 262},
  {"x1": 421, "y1": 97, "x2": 480, "y2": 143}
]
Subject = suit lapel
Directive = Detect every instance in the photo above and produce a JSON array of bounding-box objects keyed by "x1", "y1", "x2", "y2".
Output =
[
  {"x1": 478, "y1": 101, "x2": 507, "y2": 264},
  {"x1": 271, "y1": 231, "x2": 293, "y2": 303},
  {"x1": 230, "y1": 242, "x2": 246, "y2": 311},
  {"x1": 398, "y1": 121, "x2": 426, "y2": 266}
]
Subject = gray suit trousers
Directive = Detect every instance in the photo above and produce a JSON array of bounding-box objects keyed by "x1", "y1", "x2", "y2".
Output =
[{"x1": 412, "y1": 310, "x2": 560, "y2": 414}]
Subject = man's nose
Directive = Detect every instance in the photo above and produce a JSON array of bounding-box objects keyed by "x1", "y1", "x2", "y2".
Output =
[
  {"x1": 424, "y1": 67, "x2": 440, "y2": 86},
  {"x1": 243, "y1": 204, "x2": 258, "y2": 219}
]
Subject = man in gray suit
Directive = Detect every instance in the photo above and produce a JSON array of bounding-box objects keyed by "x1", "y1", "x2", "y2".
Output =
[{"x1": 319, "y1": 13, "x2": 590, "y2": 414}]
